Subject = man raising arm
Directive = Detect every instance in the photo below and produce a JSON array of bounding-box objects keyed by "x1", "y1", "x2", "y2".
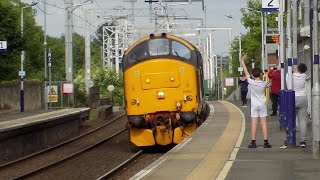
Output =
[{"x1": 241, "y1": 54, "x2": 272, "y2": 148}]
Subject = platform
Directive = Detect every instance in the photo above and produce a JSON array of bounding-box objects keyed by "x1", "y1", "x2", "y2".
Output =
[
  {"x1": 130, "y1": 101, "x2": 320, "y2": 180},
  {"x1": 0, "y1": 108, "x2": 90, "y2": 165}
]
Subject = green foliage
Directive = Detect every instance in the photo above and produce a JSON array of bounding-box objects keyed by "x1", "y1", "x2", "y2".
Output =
[
  {"x1": 91, "y1": 66, "x2": 123, "y2": 106},
  {"x1": 0, "y1": 0, "x2": 125, "y2": 109},
  {"x1": 47, "y1": 36, "x2": 66, "y2": 81},
  {"x1": 73, "y1": 33, "x2": 85, "y2": 73},
  {"x1": 0, "y1": 0, "x2": 43, "y2": 82},
  {"x1": 229, "y1": 0, "x2": 277, "y2": 78},
  {"x1": 73, "y1": 68, "x2": 87, "y2": 107}
]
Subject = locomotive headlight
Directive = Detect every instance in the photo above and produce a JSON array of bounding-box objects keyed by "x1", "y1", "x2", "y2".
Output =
[
  {"x1": 170, "y1": 77, "x2": 175, "y2": 81},
  {"x1": 186, "y1": 95, "x2": 193, "y2": 101},
  {"x1": 158, "y1": 91, "x2": 165, "y2": 99},
  {"x1": 145, "y1": 78, "x2": 151, "y2": 84},
  {"x1": 176, "y1": 101, "x2": 182, "y2": 108}
]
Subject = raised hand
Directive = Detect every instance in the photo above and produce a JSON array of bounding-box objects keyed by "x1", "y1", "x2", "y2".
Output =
[{"x1": 241, "y1": 53, "x2": 247, "y2": 62}]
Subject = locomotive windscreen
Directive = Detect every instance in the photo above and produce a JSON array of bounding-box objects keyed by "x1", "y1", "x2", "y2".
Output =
[
  {"x1": 122, "y1": 37, "x2": 197, "y2": 71},
  {"x1": 148, "y1": 39, "x2": 170, "y2": 56}
]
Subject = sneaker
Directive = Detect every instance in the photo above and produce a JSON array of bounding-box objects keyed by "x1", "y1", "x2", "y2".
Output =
[
  {"x1": 280, "y1": 141, "x2": 287, "y2": 149},
  {"x1": 264, "y1": 143, "x2": 272, "y2": 148},
  {"x1": 270, "y1": 113, "x2": 277, "y2": 116},
  {"x1": 243, "y1": 105, "x2": 247, "y2": 107},
  {"x1": 247, "y1": 142, "x2": 257, "y2": 148},
  {"x1": 300, "y1": 142, "x2": 306, "y2": 148}
]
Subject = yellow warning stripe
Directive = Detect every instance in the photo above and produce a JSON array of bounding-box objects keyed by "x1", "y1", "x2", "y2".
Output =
[{"x1": 186, "y1": 101, "x2": 243, "y2": 180}]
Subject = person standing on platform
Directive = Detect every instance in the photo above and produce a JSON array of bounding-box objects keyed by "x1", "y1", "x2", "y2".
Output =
[
  {"x1": 239, "y1": 74, "x2": 249, "y2": 107},
  {"x1": 241, "y1": 54, "x2": 272, "y2": 148},
  {"x1": 281, "y1": 63, "x2": 308, "y2": 148},
  {"x1": 268, "y1": 64, "x2": 281, "y2": 116}
]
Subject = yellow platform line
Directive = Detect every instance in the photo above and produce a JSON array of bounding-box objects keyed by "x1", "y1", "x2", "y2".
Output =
[{"x1": 186, "y1": 101, "x2": 245, "y2": 180}]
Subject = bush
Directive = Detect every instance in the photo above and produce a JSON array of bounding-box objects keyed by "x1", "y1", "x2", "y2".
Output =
[{"x1": 91, "y1": 67, "x2": 123, "y2": 106}]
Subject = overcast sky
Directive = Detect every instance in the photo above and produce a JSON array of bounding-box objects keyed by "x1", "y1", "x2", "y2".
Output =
[{"x1": 22, "y1": 0, "x2": 248, "y2": 55}]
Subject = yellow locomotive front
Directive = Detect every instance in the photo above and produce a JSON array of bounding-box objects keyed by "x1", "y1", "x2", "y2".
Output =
[{"x1": 122, "y1": 33, "x2": 207, "y2": 149}]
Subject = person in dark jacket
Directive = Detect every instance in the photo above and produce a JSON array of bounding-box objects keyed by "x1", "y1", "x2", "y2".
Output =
[
  {"x1": 239, "y1": 74, "x2": 249, "y2": 107},
  {"x1": 268, "y1": 64, "x2": 281, "y2": 116}
]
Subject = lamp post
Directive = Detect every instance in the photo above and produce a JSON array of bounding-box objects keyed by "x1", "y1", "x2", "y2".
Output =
[
  {"x1": 219, "y1": 52, "x2": 230, "y2": 100},
  {"x1": 20, "y1": 2, "x2": 38, "y2": 112},
  {"x1": 224, "y1": 15, "x2": 243, "y2": 75},
  {"x1": 64, "y1": 0, "x2": 93, "y2": 106},
  {"x1": 247, "y1": 8, "x2": 265, "y2": 71}
]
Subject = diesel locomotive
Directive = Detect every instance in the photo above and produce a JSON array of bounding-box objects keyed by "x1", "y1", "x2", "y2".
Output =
[{"x1": 122, "y1": 33, "x2": 209, "y2": 150}]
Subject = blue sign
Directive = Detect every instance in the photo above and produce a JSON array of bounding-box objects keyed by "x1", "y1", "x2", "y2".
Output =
[{"x1": 262, "y1": 0, "x2": 279, "y2": 12}]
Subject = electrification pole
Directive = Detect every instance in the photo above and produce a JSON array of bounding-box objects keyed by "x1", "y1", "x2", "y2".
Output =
[
  {"x1": 263, "y1": 12, "x2": 267, "y2": 72},
  {"x1": 279, "y1": 0, "x2": 286, "y2": 131},
  {"x1": 261, "y1": 12, "x2": 265, "y2": 71},
  {"x1": 115, "y1": 30, "x2": 120, "y2": 75},
  {"x1": 220, "y1": 55, "x2": 223, "y2": 100},
  {"x1": 286, "y1": 0, "x2": 297, "y2": 148},
  {"x1": 312, "y1": 0, "x2": 320, "y2": 159},
  {"x1": 292, "y1": 0, "x2": 298, "y2": 66},
  {"x1": 287, "y1": 0, "x2": 293, "y2": 90},
  {"x1": 209, "y1": 33, "x2": 213, "y2": 89},
  {"x1": 65, "y1": 0, "x2": 74, "y2": 106},
  {"x1": 44, "y1": 0, "x2": 48, "y2": 110},
  {"x1": 85, "y1": 8, "x2": 91, "y2": 95}
]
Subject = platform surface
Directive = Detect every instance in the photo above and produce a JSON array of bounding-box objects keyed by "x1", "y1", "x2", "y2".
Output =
[
  {"x1": 0, "y1": 108, "x2": 89, "y2": 132},
  {"x1": 130, "y1": 101, "x2": 320, "y2": 180}
]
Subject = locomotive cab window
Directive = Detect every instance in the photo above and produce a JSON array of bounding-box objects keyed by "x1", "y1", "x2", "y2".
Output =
[
  {"x1": 124, "y1": 43, "x2": 148, "y2": 69},
  {"x1": 172, "y1": 41, "x2": 191, "y2": 59},
  {"x1": 148, "y1": 39, "x2": 170, "y2": 56}
]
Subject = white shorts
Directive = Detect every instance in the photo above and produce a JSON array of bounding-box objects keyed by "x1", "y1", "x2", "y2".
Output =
[{"x1": 251, "y1": 104, "x2": 267, "y2": 117}]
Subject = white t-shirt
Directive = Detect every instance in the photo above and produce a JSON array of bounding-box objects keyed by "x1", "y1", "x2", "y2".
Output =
[
  {"x1": 286, "y1": 73, "x2": 308, "y2": 96},
  {"x1": 247, "y1": 78, "x2": 269, "y2": 106}
]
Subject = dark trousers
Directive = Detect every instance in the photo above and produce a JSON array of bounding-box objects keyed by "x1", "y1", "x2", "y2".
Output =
[
  {"x1": 270, "y1": 93, "x2": 279, "y2": 114},
  {"x1": 241, "y1": 91, "x2": 248, "y2": 105}
]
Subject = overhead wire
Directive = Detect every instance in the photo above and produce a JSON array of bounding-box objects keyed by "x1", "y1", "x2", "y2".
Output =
[{"x1": 35, "y1": 0, "x2": 97, "y2": 30}]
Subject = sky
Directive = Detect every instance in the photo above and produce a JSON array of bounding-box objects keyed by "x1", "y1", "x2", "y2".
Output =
[{"x1": 22, "y1": 0, "x2": 248, "y2": 55}]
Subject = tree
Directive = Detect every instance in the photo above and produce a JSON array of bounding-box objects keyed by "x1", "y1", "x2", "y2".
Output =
[
  {"x1": 229, "y1": 0, "x2": 278, "y2": 77},
  {"x1": 0, "y1": 0, "x2": 44, "y2": 82},
  {"x1": 0, "y1": 1, "x2": 124, "y2": 107}
]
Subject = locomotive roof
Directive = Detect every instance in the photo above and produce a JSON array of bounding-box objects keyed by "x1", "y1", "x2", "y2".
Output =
[{"x1": 124, "y1": 33, "x2": 196, "y2": 56}]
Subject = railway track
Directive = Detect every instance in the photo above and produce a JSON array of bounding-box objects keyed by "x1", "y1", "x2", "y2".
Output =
[
  {"x1": 0, "y1": 112, "x2": 127, "y2": 179},
  {"x1": 96, "y1": 150, "x2": 143, "y2": 180}
]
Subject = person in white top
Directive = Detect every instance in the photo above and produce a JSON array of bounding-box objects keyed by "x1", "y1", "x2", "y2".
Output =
[
  {"x1": 283, "y1": 63, "x2": 308, "y2": 148},
  {"x1": 241, "y1": 54, "x2": 272, "y2": 148}
]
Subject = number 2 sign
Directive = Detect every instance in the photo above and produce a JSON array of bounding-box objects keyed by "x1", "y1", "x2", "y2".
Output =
[{"x1": 262, "y1": 0, "x2": 279, "y2": 12}]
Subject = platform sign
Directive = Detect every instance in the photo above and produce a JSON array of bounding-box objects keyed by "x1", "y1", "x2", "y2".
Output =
[
  {"x1": 63, "y1": 83, "x2": 74, "y2": 94},
  {"x1": 0, "y1": 41, "x2": 7, "y2": 52},
  {"x1": 225, "y1": 78, "x2": 234, "y2": 87},
  {"x1": 18, "y1": 70, "x2": 26, "y2": 77},
  {"x1": 262, "y1": 0, "x2": 279, "y2": 12},
  {"x1": 47, "y1": 86, "x2": 58, "y2": 102}
]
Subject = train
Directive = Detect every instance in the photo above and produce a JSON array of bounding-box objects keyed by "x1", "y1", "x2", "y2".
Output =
[{"x1": 122, "y1": 33, "x2": 209, "y2": 150}]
